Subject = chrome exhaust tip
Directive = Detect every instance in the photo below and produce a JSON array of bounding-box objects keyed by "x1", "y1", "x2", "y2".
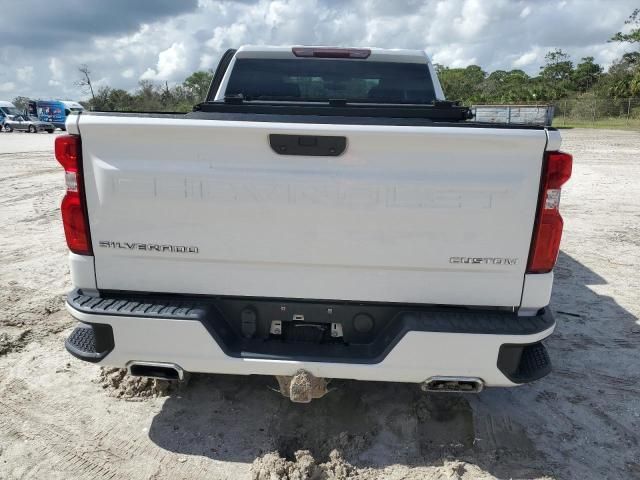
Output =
[
  {"x1": 126, "y1": 361, "x2": 185, "y2": 381},
  {"x1": 421, "y1": 376, "x2": 484, "y2": 393}
]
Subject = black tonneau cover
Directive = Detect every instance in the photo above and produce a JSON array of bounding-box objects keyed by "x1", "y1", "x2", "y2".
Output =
[{"x1": 192, "y1": 99, "x2": 473, "y2": 122}]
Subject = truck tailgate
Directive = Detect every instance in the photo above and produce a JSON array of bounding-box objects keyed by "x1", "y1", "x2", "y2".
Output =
[{"x1": 77, "y1": 114, "x2": 548, "y2": 307}]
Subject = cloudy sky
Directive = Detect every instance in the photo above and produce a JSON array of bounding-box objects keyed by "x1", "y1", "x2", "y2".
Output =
[{"x1": 0, "y1": 0, "x2": 637, "y2": 101}]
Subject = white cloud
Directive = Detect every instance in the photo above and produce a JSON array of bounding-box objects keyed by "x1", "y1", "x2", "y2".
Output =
[
  {"x1": 0, "y1": 82, "x2": 16, "y2": 92},
  {"x1": 453, "y1": 0, "x2": 490, "y2": 38},
  {"x1": 48, "y1": 57, "x2": 64, "y2": 81},
  {"x1": 206, "y1": 24, "x2": 248, "y2": 53},
  {"x1": 16, "y1": 66, "x2": 34, "y2": 83},
  {"x1": 432, "y1": 45, "x2": 477, "y2": 68},
  {"x1": 513, "y1": 48, "x2": 542, "y2": 68},
  {"x1": 140, "y1": 42, "x2": 188, "y2": 80},
  {"x1": 0, "y1": 0, "x2": 638, "y2": 100}
]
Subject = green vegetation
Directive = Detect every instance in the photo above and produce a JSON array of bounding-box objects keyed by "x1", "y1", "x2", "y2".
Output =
[
  {"x1": 81, "y1": 70, "x2": 215, "y2": 112},
  {"x1": 437, "y1": 9, "x2": 640, "y2": 105},
  {"x1": 436, "y1": 51, "x2": 639, "y2": 105},
  {"x1": 610, "y1": 8, "x2": 640, "y2": 44}
]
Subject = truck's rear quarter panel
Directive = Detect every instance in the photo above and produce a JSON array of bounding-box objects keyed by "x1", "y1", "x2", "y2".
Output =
[{"x1": 78, "y1": 114, "x2": 548, "y2": 307}]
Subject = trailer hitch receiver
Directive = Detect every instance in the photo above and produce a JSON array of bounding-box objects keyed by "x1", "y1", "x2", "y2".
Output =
[{"x1": 275, "y1": 369, "x2": 330, "y2": 403}]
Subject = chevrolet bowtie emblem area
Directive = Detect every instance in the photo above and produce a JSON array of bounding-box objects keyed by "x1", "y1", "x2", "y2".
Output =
[{"x1": 98, "y1": 241, "x2": 198, "y2": 254}]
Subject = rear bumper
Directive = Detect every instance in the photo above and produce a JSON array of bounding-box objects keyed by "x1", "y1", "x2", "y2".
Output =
[{"x1": 65, "y1": 289, "x2": 555, "y2": 387}]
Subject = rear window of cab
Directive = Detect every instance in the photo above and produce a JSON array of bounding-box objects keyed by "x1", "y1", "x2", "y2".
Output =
[{"x1": 226, "y1": 58, "x2": 436, "y2": 104}]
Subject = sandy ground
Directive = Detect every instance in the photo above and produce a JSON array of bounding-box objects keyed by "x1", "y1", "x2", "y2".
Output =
[{"x1": 0, "y1": 128, "x2": 639, "y2": 480}]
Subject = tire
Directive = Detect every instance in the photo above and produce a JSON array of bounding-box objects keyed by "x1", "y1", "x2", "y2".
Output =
[
  {"x1": 29, "y1": 125, "x2": 36, "y2": 133},
  {"x1": 47, "y1": 129, "x2": 54, "y2": 134},
  {"x1": 4, "y1": 125, "x2": 12, "y2": 133}
]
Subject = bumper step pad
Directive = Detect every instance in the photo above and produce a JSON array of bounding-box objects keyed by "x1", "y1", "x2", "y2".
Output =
[
  {"x1": 497, "y1": 341, "x2": 552, "y2": 384},
  {"x1": 65, "y1": 323, "x2": 114, "y2": 363}
]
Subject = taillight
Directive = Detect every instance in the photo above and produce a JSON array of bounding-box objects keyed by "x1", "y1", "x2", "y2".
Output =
[
  {"x1": 527, "y1": 151, "x2": 573, "y2": 273},
  {"x1": 55, "y1": 135, "x2": 92, "y2": 255},
  {"x1": 292, "y1": 47, "x2": 371, "y2": 59}
]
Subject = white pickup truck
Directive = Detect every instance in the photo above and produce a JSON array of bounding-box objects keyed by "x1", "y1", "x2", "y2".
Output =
[{"x1": 60, "y1": 46, "x2": 572, "y2": 401}]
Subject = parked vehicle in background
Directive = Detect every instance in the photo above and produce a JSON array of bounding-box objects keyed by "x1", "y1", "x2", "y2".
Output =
[
  {"x1": 4, "y1": 115, "x2": 55, "y2": 133},
  {"x1": 27, "y1": 100, "x2": 84, "y2": 130},
  {"x1": 0, "y1": 100, "x2": 21, "y2": 118},
  {"x1": 61, "y1": 101, "x2": 85, "y2": 115},
  {"x1": 60, "y1": 46, "x2": 572, "y2": 403},
  {"x1": 1, "y1": 100, "x2": 22, "y2": 131}
]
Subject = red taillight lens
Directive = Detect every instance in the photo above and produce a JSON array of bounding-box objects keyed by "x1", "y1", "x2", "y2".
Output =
[
  {"x1": 61, "y1": 191, "x2": 91, "y2": 254},
  {"x1": 55, "y1": 135, "x2": 92, "y2": 255},
  {"x1": 292, "y1": 47, "x2": 371, "y2": 59},
  {"x1": 527, "y1": 151, "x2": 572, "y2": 273},
  {"x1": 55, "y1": 134, "x2": 80, "y2": 172},
  {"x1": 546, "y1": 151, "x2": 573, "y2": 189}
]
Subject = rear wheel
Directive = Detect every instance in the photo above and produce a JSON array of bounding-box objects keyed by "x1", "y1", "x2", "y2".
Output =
[
  {"x1": 4, "y1": 125, "x2": 12, "y2": 132},
  {"x1": 47, "y1": 129, "x2": 54, "y2": 134},
  {"x1": 29, "y1": 125, "x2": 36, "y2": 133}
]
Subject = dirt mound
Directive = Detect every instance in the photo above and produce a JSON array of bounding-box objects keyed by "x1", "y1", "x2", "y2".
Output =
[
  {"x1": 0, "y1": 329, "x2": 32, "y2": 356},
  {"x1": 0, "y1": 284, "x2": 65, "y2": 326},
  {"x1": 320, "y1": 431, "x2": 367, "y2": 460},
  {"x1": 276, "y1": 430, "x2": 368, "y2": 464},
  {"x1": 251, "y1": 449, "x2": 358, "y2": 480},
  {"x1": 96, "y1": 367, "x2": 177, "y2": 399},
  {"x1": 251, "y1": 450, "x2": 484, "y2": 480}
]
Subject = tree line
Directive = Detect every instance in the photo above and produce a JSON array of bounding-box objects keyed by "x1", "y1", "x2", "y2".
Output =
[
  {"x1": 438, "y1": 9, "x2": 640, "y2": 105},
  {"x1": 436, "y1": 50, "x2": 639, "y2": 105},
  {"x1": 82, "y1": 70, "x2": 214, "y2": 112}
]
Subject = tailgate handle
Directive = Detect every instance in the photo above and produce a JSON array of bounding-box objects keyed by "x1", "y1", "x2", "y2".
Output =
[{"x1": 269, "y1": 134, "x2": 346, "y2": 156}]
